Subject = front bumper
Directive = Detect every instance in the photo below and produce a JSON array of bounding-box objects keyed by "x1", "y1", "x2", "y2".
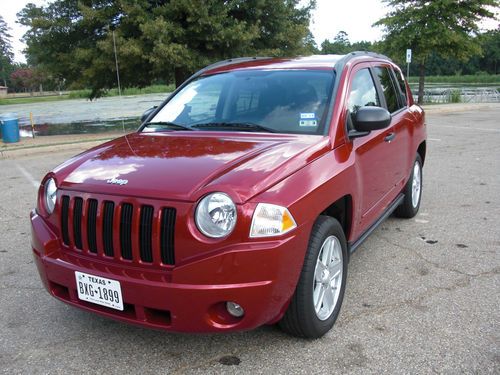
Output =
[{"x1": 31, "y1": 210, "x2": 310, "y2": 332}]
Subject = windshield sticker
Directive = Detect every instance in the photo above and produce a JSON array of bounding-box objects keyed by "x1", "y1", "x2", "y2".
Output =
[
  {"x1": 300, "y1": 113, "x2": 316, "y2": 119},
  {"x1": 299, "y1": 119, "x2": 318, "y2": 127}
]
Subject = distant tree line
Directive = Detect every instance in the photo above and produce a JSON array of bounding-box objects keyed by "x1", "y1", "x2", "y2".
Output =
[
  {"x1": 0, "y1": 0, "x2": 498, "y2": 102},
  {"x1": 317, "y1": 28, "x2": 500, "y2": 77}
]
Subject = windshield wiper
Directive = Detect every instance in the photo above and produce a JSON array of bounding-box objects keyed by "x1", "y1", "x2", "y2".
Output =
[
  {"x1": 142, "y1": 121, "x2": 193, "y2": 131},
  {"x1": 191, "y1": 122, "x2": 276, "y2": 133}
]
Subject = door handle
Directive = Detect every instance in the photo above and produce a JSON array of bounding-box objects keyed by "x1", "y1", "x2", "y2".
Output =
[{"x1": 384, "y1": 132, "x2": 396, "y2": 142}]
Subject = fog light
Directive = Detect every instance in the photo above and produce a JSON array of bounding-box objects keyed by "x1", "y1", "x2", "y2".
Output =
[{"x1": 226, "y1": 301, "x2": 244, "y2": 318}]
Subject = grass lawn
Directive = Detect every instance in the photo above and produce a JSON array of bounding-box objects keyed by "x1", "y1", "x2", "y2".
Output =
[
  {"x1": 0, "y1": 95, "x2": 71, "y2": 105},
  {"x1": 407, "y1": 74, "x2": 500, "y2": 86},
  {"x1": 0, "y1": 84, "x2": 174, "y2": 106}
]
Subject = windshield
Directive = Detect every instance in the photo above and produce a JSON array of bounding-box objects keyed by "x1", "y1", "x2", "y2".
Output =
[{"x1": 145, "y1": 69, "x2": 335, "y2": 135}]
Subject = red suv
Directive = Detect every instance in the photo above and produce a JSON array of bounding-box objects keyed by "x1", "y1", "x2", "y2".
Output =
[{"x1": 32, "y1": 53, "x2": 426, "y2": 338}]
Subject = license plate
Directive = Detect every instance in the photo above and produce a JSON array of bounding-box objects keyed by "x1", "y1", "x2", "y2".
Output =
[{"x1": 75, "y1": 271, "x2": 123, "y2": 311}]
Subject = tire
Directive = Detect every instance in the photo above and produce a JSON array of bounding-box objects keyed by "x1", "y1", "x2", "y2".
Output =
[
  {"x1": 279, "y1": 216, "x2": 348, "y2": 339},
  {"x1": 395, "y1": 154, "x2": 423, "y2": 218}
]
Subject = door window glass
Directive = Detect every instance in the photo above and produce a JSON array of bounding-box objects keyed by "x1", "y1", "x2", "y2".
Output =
[
  {"x1": 393, "y1": 68, "x2": 408, "y2": 106},
  {"x1": 347, "y1": 69, "x2": 380, "y2": 114},
  {"x1": 374, "y1": 67, "x2": 402, "y2": 113}
]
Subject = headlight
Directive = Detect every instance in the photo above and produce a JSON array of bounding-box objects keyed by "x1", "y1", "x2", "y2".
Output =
[
  {"x1": 250, "y1": 203, "x2": 297, "y2": 238},
  {"x1": 44, "y1": 178, "x2": 57, "y2": 215},
  {"x1": 195, "y1": 193, "x2": 237, "y2": 238}
]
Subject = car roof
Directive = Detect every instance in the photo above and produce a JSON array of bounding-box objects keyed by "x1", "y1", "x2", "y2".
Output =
[{"x1": 202, "y1": 52, "x2": 392, "y2": 75}]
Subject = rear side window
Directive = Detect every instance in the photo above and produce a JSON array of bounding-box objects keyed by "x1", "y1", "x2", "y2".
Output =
[
  {"x1": 394, "y1": 68, "x2": 408, "y2": 106},
  {"x1": 347, "y1": 69, "x2": 380, "y2": 114},
  {"x1": 374, "y1": 67, "x2": 402, "y2": 113}
]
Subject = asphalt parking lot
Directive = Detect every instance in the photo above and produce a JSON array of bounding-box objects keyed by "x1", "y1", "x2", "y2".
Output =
[{"x1": 0, "y1": 104, "x2": 499, "y2": 374}]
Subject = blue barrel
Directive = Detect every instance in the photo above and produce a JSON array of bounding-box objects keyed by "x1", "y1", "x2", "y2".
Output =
[{"x1": 0, "y1": 113, "x2": 20, "y2": 143}]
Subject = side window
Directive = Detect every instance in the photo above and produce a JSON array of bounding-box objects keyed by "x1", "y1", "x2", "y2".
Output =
[
  {"x1": 347, "y1": 69, "x2": 380, "y2": 114},
  {"x1": 394, "y1": 68, "x2": 408, "y2": 106},
  {"x1": 374, "y1": 67, "x2": 402, "y2": 113}
]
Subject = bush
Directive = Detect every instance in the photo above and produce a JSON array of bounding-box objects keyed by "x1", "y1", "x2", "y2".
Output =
[{"x1": 449, "y1": 90, "x2": 462, "y2": 103}]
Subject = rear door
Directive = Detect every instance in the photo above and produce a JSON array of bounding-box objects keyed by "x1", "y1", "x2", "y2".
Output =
[{"x1": 372, "y1": 65, "x2": 413, "y2": 190}]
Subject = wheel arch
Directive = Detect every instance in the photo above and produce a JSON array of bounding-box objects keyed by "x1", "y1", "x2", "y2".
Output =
[
  {"x1": 417, "y1": 141, "x2": 426, "y2": 165},
  {"x1": 320, "y1": 194, "x2": 353, "y2": 242}
]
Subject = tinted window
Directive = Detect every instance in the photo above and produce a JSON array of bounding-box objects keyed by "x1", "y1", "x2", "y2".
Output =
[
  {"x1": 148, "y1": 70, "x2": 335, "y2": 135},
  {"x1": 347, "y1": 69, "x2": 380, "y2": 114},
  {"x1": 394, "y1": 68, "x2": 408, "y2": 106},
  {"x1": 374, "y1": 67, "x2": 401, "y2": 113}
]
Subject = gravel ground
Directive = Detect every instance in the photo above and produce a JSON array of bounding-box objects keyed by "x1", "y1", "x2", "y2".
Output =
[{"x1": 0, "y1": 104, "x2": 499, "y2": 374}]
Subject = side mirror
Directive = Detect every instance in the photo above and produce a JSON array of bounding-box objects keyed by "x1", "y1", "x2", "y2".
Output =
[
  {"x1": 141, "y1": 106, "x2": 158, "y2": 123},
  {"x1": 352, "y1": 106, "x2": 391, "y2": 132}
]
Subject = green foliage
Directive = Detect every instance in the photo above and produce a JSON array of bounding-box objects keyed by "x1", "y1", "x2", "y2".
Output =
[
  {"x1": 0, "y1": 15, "x2": 15, "y2": 87},
  {"x1": 18, "y1": 0, "x2": 316, "y2": 99},
  {"x1": 449, "y1": 89, "x2": 462, "y2": 103},
  {"x1": 319, "y1": 31, "x2": 383, "y2": 55},
  {"x1": 375, "y1": 0, "x2": 498, "y2": 103},
  {"x1": 376, "y1": 0, "x2": 497, "y2": 65}
]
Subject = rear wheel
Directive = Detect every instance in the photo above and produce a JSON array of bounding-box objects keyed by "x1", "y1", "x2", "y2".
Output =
[
  {"x1": 279, "y1": 216, "x2": 347, "y2": 338},
  {"x1": 395, "y1": 154, "x2": 423, "y2": 218}
]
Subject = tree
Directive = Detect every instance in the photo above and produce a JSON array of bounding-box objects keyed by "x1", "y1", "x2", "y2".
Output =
[
  {"x1": 18, "y1": 0, "x2": 316, "y2": 98},
  {"x1": 0, "y1": 15, "x2": 14, "y2": 87},
  {"x1": 374, "y1": 0, "x2": 498, "y2": 104},
  {"x1": 476, "y1": 28, "x2": 500, "y2": 74},
  {"x1": 320, "y1": 31, "x2": 351, "y2": 54},
  {"x1": 320, "y1": 31, "x2": 374, "y2": 55}
]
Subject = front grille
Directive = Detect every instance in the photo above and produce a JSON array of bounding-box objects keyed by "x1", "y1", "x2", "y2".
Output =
[{"x1": 60, "y1": 195, "x2": 176, "y2": 266}]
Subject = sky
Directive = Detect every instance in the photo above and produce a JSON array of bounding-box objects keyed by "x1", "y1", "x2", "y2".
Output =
[{"x1": 1, "y1": 0, "x2": 499, "y2": 63}]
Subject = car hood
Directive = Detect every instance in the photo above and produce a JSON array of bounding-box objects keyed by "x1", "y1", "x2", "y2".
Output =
[{"x1": 54, "y1": 132, "x2": 330, "y2": 203}]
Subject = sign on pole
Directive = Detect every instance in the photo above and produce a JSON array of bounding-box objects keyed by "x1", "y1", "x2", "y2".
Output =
[
  {"x1": 406, "y1": 49, "x2": 412, "y2": 78},
  {"x1": 406, "y1": 49, "x2": 412, "y2": 63}
]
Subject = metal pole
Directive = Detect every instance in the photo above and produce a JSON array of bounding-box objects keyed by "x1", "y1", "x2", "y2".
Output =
[
  {"x1": 30, "y1": 112, "x2": 35, "y2": 138},
  {"x1": 407, "y1": 62, "x2": 410, "y2": 79}
]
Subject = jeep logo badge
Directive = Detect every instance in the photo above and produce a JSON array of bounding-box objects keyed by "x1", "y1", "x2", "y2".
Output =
[{"x1": 106, "y1": 177, "x2": 128, "y2": 185}]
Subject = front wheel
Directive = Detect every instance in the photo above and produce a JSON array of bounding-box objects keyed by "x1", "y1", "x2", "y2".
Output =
[
  {"x1": 395, "y1": 154, "x2": 423, "y2": 218},
  {"x1": 279, "y1": 216, "x2": 348, "y2": 338}
]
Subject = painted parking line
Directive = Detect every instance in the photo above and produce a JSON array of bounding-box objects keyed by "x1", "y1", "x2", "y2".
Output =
[
  {"x1": 441, "y1": 125, "x2": 500, "y2": 132},
  {"x1": 15, "y1": 164, "x2": 40, "y2": 189}
]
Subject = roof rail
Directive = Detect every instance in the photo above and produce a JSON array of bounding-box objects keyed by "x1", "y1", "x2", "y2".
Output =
[
  {"x1": 195, "y1": 56, "x2": 272, "y2": 77},
  {"x1": 333, "y1": 51, "x2": 393, "y2": 74},
  {"x1": 346, "y1": 51, "x2": 392, "y2": 61}
]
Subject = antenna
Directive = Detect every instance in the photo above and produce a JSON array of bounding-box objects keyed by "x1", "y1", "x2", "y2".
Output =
[
  {"x1": 112, "y1": 29, "x2": 125, "y2": 133},
  {"x1": 112, "y1": 30, "x2": 122, "y2": 96}
]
